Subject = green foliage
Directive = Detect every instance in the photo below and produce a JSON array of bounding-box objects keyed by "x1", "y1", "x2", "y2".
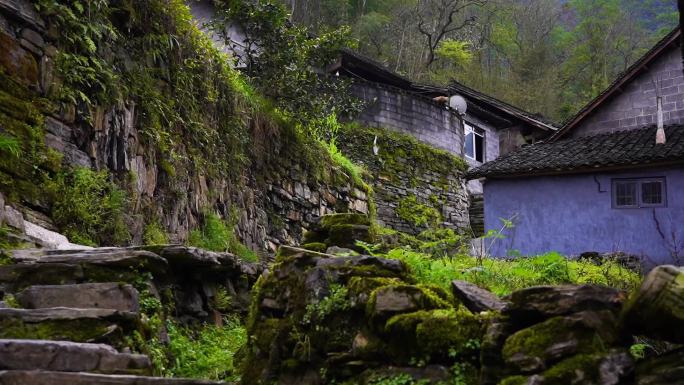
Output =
[
  {"x1": 2, "y1": 294, "x2": 19, "y2": 308},
  {"x1": 324, "y1": 140, "x2": 367, "y2": 188},
  {"x1": 212, "y1": 0, "x2": 362, "y2": 140},
  {"x1": 434, "y1": 40, "x2": 472, "y2": 68},
  {"x1": 384, "y1": 247, "x2": 640, "y2": 296},
  {"x1": 188, "y1": 212, "x2": 258, "y2": 262},
  {"x1": 367, "y1": 373, "x2": 426, "y2": 385},
  {"x1": 0, "y1": 134, "x2": 21, "y2": 158},
  {"x1": 396, "y1": 195, "x2": 442, "y2": 229},
  {"x1": 34, "y1": 0, "x2": 120, "y2": 106},
  {"x1": 212, "y1": 286, "x2": 233, "y2": 313},
  {"x1": 629, "y1": 343, "x2": 648, "y2": 360},
  {"x1": 143, "y1": 221, "x2": 169, "y2": 245},
  {"x1": 49, "y1": 167, "x2": 130, "y2": 246},
  {"x1": 165, "y1": 318, "x2": 247, "y2": 382},
  {"x1": 303, "y1": 284, "x2": 351, "y2": 324}
]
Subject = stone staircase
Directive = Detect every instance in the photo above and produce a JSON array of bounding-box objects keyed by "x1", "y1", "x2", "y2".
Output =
[{"x1": 0, "y1": 247, "x2": 250, "y2": 385}]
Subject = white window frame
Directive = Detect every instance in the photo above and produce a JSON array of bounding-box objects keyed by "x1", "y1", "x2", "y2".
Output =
[
  {"x1": 611, "y1": 177, "x2": 667, "y2": 209},
  {"x1": 464, "y1": 122, "x2": 485, "y2": 163}
]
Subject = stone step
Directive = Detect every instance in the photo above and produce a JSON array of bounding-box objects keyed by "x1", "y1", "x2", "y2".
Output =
[
  {"x1": 16, "y1": 283, "x2": 139, "y2": 313},
  {"x1": 0, "y1": 339, "x2": 150, "y2": 375},
  {"x1": 0, "y1": 371, "x2": 230, "y2": 385},
  {"x1": 0, "y1": 307, "x2": 137, "y2": 343},
  {"x1": 11, "y1": 248, "x2": 168, "y2": 274}
]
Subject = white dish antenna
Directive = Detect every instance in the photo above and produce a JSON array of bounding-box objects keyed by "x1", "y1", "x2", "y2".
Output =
[{"x1": 449, "y1": 94, "x2": 467, "y2": 115}]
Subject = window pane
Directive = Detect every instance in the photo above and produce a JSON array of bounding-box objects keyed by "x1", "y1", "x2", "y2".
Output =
[
  {"x1": 474, "y1": 133, "x2": 484, "y2": 162},
  {"x1": 615, "y1": 182, "x2": 637, "y2": 207},
  {"x1": 464, "y1": 132, "x2": 474, "y2": 158},
  {"x1": 642, "y1": 181, "x2": 663, "y2": 205}
]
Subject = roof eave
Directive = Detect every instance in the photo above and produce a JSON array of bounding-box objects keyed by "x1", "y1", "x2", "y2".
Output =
[{"x1": 470, "y1": 159, "x2": 684, "y2": 180}]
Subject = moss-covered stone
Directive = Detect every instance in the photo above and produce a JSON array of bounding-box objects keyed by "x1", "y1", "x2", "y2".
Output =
[
  {"x1": 498, "y1": 375, "x2": 529, "y2": 385},
  {"x1": 325, "y1": 224, "x2": 373, "y2": 250},
  {"x1": 366, "y1": 284, "x2": 452, "y2": 324},
  {"x1": 302, "y1": 242, "x2": 328, "y2": 253},
  {"x1": 541, "y1": 353, "x2": 600, "y2": 383},
  {"x1": 0, "y1": 317, "x2": 121, "y2": 344},
  {"x1": 502, "y1": 311, "x2": 620, "y2": 373},
  {"x1": 320, "y1": 213, "x2": 371, "y2": 229},
  {"x1": 383, "y1": 307, "x2": 484, "y2": 362},
  {"x1": 0, "y1": 32, "x2": 39, "y2": 86}
]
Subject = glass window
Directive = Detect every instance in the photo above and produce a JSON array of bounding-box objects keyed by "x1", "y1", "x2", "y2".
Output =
[
  {"x1": 464, "y1": 122, "x2": 485, "y2": 163},
  {"x1": 641, "y1": 181, "x2": 663, "y2": 205},
  {"x1": 612, "y1": 178, "x2": 666, "y2": 208},
  {"x1": 614, "y1": 181, "x2": 637, "y2": 207}
]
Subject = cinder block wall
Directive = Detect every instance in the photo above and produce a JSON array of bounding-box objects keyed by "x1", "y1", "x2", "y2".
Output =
[
  {"x1": 350, "y1": 81, "x2": 463, "y2": 156},
  {"x1": 572, "y1": 45, "x2": 684, "y2": 137}
]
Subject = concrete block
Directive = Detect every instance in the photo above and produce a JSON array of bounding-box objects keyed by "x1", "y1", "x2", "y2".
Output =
[{"x1": 661, "y1": 85, "x2": 679, "y2": 96}]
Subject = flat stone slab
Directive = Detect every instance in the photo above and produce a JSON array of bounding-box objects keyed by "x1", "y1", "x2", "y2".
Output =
[
  {"x1": 148, "y1": 245, "x2": 260, "y2": 277},
  {"x1": 503, "y1": 285, "x2": 626, "y2": 325},
  {"x1": 0, "y1": 308, "x2": 137, "y2": 342},
  {"x1": 11, "y1": 248, "x2": 168, "y2": 275},
  {"x1": 16, "y1": 283, "x2": 140, "y2": 312},
  {"x1": 451, "y1": 280, "x2": 506, "y2": 313},
  {"x1": 0, "y1": 339, "x2": 150, "y2": 374},
  {"x1": 0, "y1": 371, "x2": 230, "y2": 385}
]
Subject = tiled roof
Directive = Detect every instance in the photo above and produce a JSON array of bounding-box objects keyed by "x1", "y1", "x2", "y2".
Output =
[
  {"x1": 467, "y1": 125, "x2": 684, "y2": 179},
  {"x1": 332, "y1": 49, "x2": 559, "y2": 133},
  {"x1": 446, "y1": 81, "x2": 559, "y2": 132}
]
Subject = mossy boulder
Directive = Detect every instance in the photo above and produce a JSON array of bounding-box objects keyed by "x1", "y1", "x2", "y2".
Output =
[
  {"x1": 622, "y1": 265, "x2": 684, "y2": 343},
  {"x1": 319, "y1": 213, "x2": 371, "y2": 230},
  {"x1": 504, "y1": 285, "x2": 626, "y2": 327},
  {"x1": 325, "y1": 224, "x2": 372, "y2": 251},
  {"x1": 301, "y1": 214, "x2": 374, "y2": 252},
  {"x1": 504, "y1": 349, "x2": 634, "y2": 385},
  {"x1": 348, "y1": 276, "x2": 402, "y2": 308},
  {"x1": 301, "y1": 242, "x2": 327, "y2": 253},
  {"x1": 366, "y1": 284, "x2": 451, "y2": 323},
  {"x1": 502, "y1": 310, "x2": 622, "y2": 373},
  {"x1": 384, "y1": 307, "x2": 486, "y2": 362}
]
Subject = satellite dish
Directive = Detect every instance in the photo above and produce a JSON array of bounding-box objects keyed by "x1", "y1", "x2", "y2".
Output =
[{"x1": 449, "y1": 94, "x2": 467, "y2": 115}]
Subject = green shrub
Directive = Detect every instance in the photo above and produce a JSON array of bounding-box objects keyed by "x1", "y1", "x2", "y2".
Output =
[
  {"x1": 188, "y1": 212, "x2": 258, "y2": 262},
  {"x1": 166, "y1": 317, "x2": 247, "y2": 382},
  {"x1": 50, "y1": 167, "x2": 130, "y2": 246},
  {"x1": 143, "y1": 221, "x2": 169, "y2": 245}
]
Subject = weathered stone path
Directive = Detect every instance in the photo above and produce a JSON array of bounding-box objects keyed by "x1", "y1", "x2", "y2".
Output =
[{"x1": 0, "y1": 246, "x2": 255, "y2": 385}]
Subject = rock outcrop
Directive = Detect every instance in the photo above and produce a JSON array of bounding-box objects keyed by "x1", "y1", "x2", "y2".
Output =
[{"x1": 243, "y1": 246, "x2": 486, "y2": 385}]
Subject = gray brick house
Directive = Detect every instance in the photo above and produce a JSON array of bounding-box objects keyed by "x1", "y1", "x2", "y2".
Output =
[{"x1": 552, "y1": 28, "x2": 683, "y2": 139}]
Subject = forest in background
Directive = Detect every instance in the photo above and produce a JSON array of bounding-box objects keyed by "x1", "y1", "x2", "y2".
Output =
[{"x1": 276, "y1": 0, "x2": 678, "y2": 123}]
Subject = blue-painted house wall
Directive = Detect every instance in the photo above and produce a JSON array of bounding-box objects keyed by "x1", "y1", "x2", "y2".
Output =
[{"x1": 483, "y1": 166, "x2": 684, "y2": 264}]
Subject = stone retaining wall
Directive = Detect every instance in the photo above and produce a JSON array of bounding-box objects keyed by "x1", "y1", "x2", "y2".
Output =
[{"x1": 0, "y1": 0, "x2": 368, "y2": 254}]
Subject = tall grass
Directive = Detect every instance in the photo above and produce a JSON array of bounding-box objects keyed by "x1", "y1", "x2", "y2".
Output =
[{"x1": 385, "y1": 248, "x2": 641, "y2": 296}]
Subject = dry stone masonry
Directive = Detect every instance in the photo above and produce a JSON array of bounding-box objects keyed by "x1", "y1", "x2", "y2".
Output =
[
  {"x1": 0, "y1": 244, "x2": 262, "y2": 384},
  {"x1": 0, "y1": 0, "x2": 369, "y2": 255},
  {"x1": 337, "y1": 125, "x2": 470, "y2": 235}
]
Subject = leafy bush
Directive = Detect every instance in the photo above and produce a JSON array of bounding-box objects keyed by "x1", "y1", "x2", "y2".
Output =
[
  {"x1": 143, "y1": 221, "x2": 169, "y2": 245},
  {"x1": 188, "y1": 212, "x2": 258, "y2": 262},
  {"x1": 50, "y1": 167, "x2": 130, "y2": 246},
  {"x1": 166, "y1": 318, "x2": 247, "y2": 382}
]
